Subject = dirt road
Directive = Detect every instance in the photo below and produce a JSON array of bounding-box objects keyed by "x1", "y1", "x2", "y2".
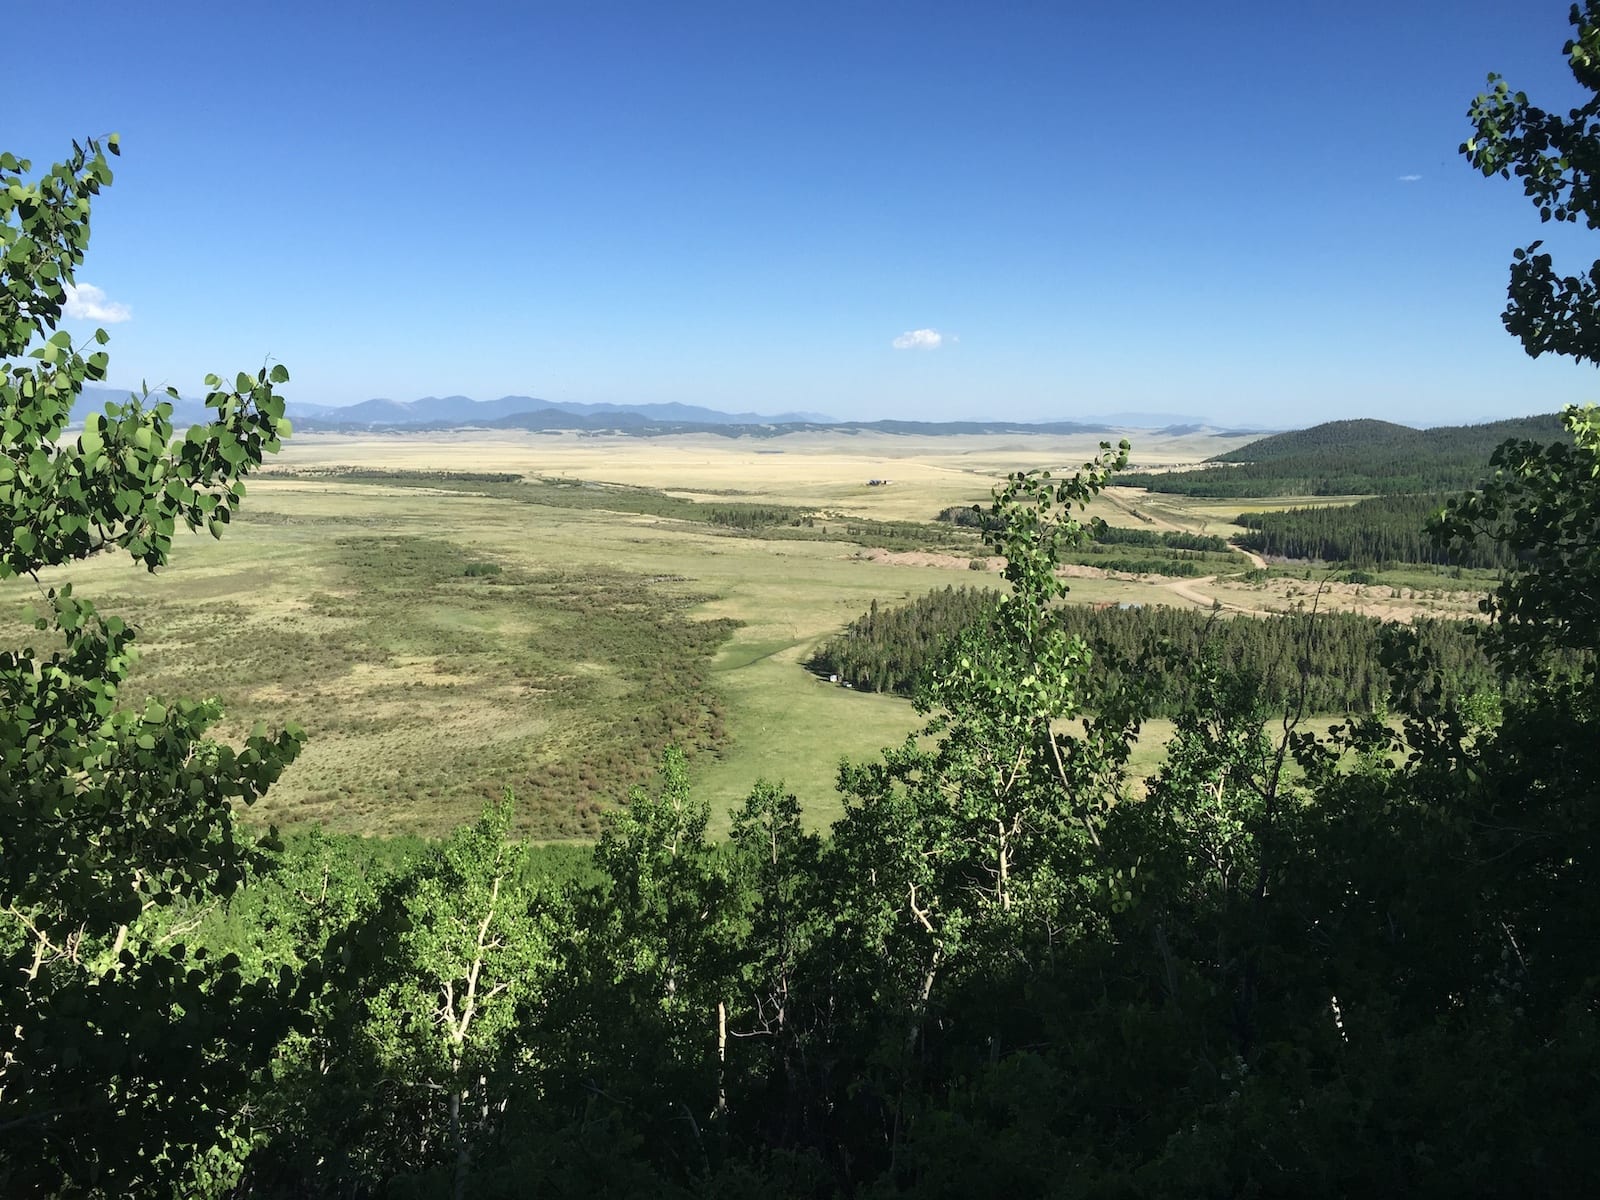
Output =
[
  {"x1": 1161, "y1": 574, "x2": 1275, "y2": 617},
  {"x1": 1100, "y1": 486, "x2": 1185, "y2": 532}
]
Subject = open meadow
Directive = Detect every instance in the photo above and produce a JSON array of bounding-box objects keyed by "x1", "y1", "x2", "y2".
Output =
[{"x1": 1, "y1": 426, "x2": 1482, "y2": 839}]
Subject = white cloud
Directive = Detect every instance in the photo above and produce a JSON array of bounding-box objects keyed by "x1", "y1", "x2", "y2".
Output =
[
  {"x1": 63, "y1": 283, "x2": 132, "y2": 323},
  {"x1": 892, "y1": 328, "x2": 948, "y2": 350},
  {"x1": 1397, "y1": 173, "x2": 1423, "y2": 183}
]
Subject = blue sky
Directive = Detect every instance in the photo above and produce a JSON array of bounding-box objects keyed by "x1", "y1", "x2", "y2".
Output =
[{"x1": 10, "y1": 0, "x2": 1600, "y2": 425}]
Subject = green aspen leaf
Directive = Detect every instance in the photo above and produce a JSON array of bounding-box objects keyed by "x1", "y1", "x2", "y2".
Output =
[{"x1": 0, "y1": 139, "x2": 306, "y2": 1192}]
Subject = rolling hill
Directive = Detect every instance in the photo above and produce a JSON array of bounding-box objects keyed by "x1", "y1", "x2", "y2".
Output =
[{"x1": 1116, "y1": 413, "x2": 1568, "y2": 496}]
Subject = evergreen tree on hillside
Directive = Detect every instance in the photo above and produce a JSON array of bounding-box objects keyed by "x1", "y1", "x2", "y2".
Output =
[
  {"x1": 1117, "y1": 413, "x2": 1566, "y2": 496},
  {"x1": 1235, "y1": 493, "x2": 1517, "y2": 568}
]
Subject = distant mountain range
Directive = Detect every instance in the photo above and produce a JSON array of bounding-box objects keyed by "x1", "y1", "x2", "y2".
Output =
[
  {"x1": 1081, "y1": 410, "x2": 1222, "y2": 428},
  {"x1": 287, "y1": 395, "x2": 836, "y2": 428},
  {"x1": 68, "y1": 389, "x2": 832, "y2": 430},
  {"x1": 67, "y1": 389, "x2": 1239, "y2": 437}
]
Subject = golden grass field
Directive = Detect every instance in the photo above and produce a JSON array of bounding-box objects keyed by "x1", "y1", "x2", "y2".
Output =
[{"x1": 0, "y1": 427, "x2": 1485, "y2": 839}]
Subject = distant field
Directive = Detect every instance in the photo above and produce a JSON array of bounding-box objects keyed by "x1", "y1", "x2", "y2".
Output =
[
  {"x1": 0, "y1": 427, "x2": 1483, "y2": 839},
  {"x1": 264, "y1": 427, "x2": 1254, "y2": 525}
]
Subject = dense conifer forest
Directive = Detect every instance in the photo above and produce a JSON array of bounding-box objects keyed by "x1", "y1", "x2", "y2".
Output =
[
  {"x1": 1234, "y1": 492, "x2": 1517, "y2": 569},
  {"x1": 807, "y1": 584, "x2": 1501, "y2": 715}
]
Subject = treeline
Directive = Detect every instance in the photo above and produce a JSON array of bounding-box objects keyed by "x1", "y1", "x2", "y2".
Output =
[
  {"x1": 1236, "y1": 493, "x2": 1517, "y2": 569},
  {"x1": 1116, "y1": 413, "x2": 1566, "y2": 496},
  {"x1": 834, "y1": 516, "x2": 977, "y2": 552},
  {"x1": 328, "y1": 470, "x2": 979, "y2": 553},
  {"x1": 938, "y1": 504, "x2": 1229, "y2": 551},
  {"x1": 1062, "y1": 549, "x2": 1210, "y2": 576},
  {"x1": 1092, "y1": 523, "x2": 1229, "y2": 551},
  {"x1": 808, "y1": 584, "x2": 1499, "y2": 715},
  {"x1": 808, "y1": 588, "x2": 999, "y2": 693},
  {"x1": 304, "y1": 467, "x2": 526, "y2": 483},
  {"x1": 938, "y1": 505, "x2": 1231, "y2": 575},
  {"x1": 708, "y1": 506, "x2": 814, "y2": 530},
  {"x1": 1069, "y1": 525, "x2": 1233, "y2": 576},
  {"x1": 934, "y1": 503, "x2": 996, "y2": 528}
]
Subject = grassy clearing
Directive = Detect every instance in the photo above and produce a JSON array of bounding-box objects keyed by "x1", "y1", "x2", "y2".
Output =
[
  {"x1": 0, "y1": 462, "x2": 985, "y2": 837},
  {"x1": 697, "y1": 641, "x2": 923, "y2": 837}
]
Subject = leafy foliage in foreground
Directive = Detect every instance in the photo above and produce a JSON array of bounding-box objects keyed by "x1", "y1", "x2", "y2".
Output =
[{"x1": 1, "y1": 136, "x2": 306, "y2": 1194}]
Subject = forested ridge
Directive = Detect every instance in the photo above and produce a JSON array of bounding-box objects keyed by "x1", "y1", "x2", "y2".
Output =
[
  {"x1": 1235, "y1": 492, "x2": 1518, "y2": 569},
  {"x1": 11, "y1": 9, "x2": 1600, "y2": 1193},
  {"x1": 1116, "y1": 412, "x2": 1566, "y2": 496}
]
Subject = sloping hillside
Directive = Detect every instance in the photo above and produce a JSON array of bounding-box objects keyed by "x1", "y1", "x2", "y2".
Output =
[
  {"x1": 1117, "y1": 413, "x2": 1566, "y2": 496},
  {"x1": 1207, "y1": 418, "x2": 1419, "y2": 464}
]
